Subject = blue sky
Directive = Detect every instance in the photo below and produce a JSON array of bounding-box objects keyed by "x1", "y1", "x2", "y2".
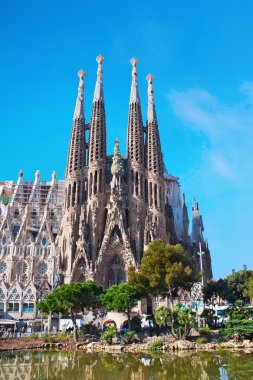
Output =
[{"x1": 1, "y1": 0, "x2": 253, "y2": 278}]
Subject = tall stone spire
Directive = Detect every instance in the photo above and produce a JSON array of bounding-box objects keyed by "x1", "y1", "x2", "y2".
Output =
[
  {"x1": 87, "y1": 55, "x2": 107, "y2": 262},
  {"x1": 127, "y1": 58, "x2": 144, "y2": 166},
  {"x1": 182, "y1": 193, "x2": 190, "y2": 246},
  {"x1": 191, "y1": 198, "x2": 203, "y2": 243},
  {"x1": 57, "y1": 69, "x2": 87, "y2": 284},
  {"x1": 88, "y1": 55, "x2": 106, "y2": 166},
  {"x1": 10, "y1": 170, "x2": 24, "y2": 206},
  {"x1": 66, "y1": 70, "x2": 87, "y2": 180},
  {"x1": 127, "y1": 58, "x2": 145, "y2": 262},
  {"x1": 146, "y1": 74, "x2": 163, "y2": 177},
  {"x1": 144, "y1": 74, "x2": 165, "y2": 245}
]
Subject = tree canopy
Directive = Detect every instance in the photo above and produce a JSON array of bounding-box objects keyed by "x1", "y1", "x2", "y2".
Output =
[
  {"x1": 203, "y1": 279, "x2": 228, "y2": 304},
  {"x1": 38, "y1": 281, "x2": 103, "y2": 340},
  {"x1": 129, "y1": 240, "x2": 199, "y2": 302},
  {"x1": 101, "y1": 282, "x2": 140, "y2": 330},
  {"x1": 204, "y1": 270, "x2": 253, "y2": 305},
  {"x1": 226, "y1": 270, "x2": 253, "y2": 304}
]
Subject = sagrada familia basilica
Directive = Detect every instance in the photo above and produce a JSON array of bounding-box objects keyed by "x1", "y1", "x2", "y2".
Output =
[{"x1": 0, "y1": 56, "x2": 212, "y2": 319}]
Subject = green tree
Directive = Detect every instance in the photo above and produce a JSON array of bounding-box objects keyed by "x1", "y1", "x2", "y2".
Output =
[
  {"x1": 102, "y1": 326, "x2": 118, "y2": 345},
  {"x1": 129, "y1": 240, "x2": 199, "y2": 305},
  {"x1": 247, "y1": 276, "x2": 253, "y2": 305},
  {"x1": 220, "y1": 305, "x2": 253, "y2": 340},
  {"x1": 226, "y1": 270, "x2": 253, "y2": 304},
  {"x1": 101, "y1": 283, "x2": 140, "y2": 330},
  {"x1": 203, "y1": 279, "x2": 228, "y2": 305},
  {"x1": 154, "y1": 304, "x2": 195, "y2": 340},
  {"x1": 38, "y1": 281, "x2": 103, "y2": 341}
]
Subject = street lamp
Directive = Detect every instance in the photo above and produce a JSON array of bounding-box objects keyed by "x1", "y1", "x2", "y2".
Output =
[{"x1": 197, "y1": 242, "x2": 205, "y2": 287}]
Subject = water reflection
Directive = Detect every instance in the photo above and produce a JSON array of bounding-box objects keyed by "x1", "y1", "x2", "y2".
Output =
[{"x1": 0, "y1": 350, "x2": 252, "y2": 379}]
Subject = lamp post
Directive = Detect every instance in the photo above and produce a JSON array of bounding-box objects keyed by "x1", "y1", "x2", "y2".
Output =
[{"x1": 197, "y1": 242, "x2": 205, "y2": 287}]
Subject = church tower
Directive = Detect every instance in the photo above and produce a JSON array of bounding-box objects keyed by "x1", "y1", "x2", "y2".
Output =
[
  {"x1": 57, "y1": 69, "x2": 87, "y2": 283},
  {"x1": 126, "y1": 58, "x2": 146, "y2": 262},
  {"x1": 87, "y1": 55, "x2": 107, "y2": 263},
  {"x1": 144, "y1": 74, "x2": 165, "y2": 244},
  {"x1": 191, "y1": 198, "x2": 213, "y2": 283}
]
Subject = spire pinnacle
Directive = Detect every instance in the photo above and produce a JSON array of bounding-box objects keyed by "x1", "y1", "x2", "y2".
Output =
[
  {"x1": 93, "y1": 55, "x2": 105, "y2": 102},
  {"x1": 34, "y1": 170, "x2": 40, "y2": 185},
  {"x1": 130, "y1": 57, "x2": 140, "y2": 104},
  {"x1": 193, "y1": 197, "x2": 199, "y2": 213},
  {"x1": 146, "y1": 73, "x2": 157, "y2": 123},
  {"x1": 73, "y1": 69, "x2": 86, "y2": 120},
  {"x1": 17, "y1": 170, "x2": 23, "y2": 184}
]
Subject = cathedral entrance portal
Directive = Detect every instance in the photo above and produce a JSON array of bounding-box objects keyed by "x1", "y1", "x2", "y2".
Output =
[{"x1": 108, "y1": 257, "x2": 126, "y2": 287}]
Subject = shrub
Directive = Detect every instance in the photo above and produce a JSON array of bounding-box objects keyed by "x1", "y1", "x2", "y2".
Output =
[
  {"x1": 199, "y1": 327, "x2": 210, "y2": 335},
  {"x1": 123, "y1": 330, "x2": 140, "y2": 344},
  {"x1": 220, "y1": 319, "x2": 253, "y2": 340},
  {"x1": 131, "y1": 315, "x2": 142, "y2": 332},
  {"x1": 102, "y1": 326, "x2": 118, "y2": 345},
  {"x1": 220, "y1": 306, "x2": 253, "y2": 340},
  {"x1": 148, "y1": 337, "x2": 163, "y2": 351},
  {"x1": 43, "y1": 333, "x2": 55, "y2": 343},
  {"x1": 80, "y1": 323, "x2": 99, "y2": 336},
  {"x1": 196, "y1": 337, "x2": 208, "y2": 344},
  {"x1": 31, "y1": 333, "x2": 39, "y2": 340}
]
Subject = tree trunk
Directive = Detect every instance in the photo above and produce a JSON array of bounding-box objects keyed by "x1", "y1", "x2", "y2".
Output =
[
  {"x1": 71, "y1": 310, "x2": 78, "y2": 342},
  {"x1": 127, "y1": 308, "x2": 131, "y2": 331}
]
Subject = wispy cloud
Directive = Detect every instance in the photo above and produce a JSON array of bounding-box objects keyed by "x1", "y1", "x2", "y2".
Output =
[{"x1": 169, "y1": 84, "x2": 253, "y2": 186}]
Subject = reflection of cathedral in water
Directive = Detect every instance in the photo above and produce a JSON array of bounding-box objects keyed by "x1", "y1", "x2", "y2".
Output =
[
  {"x1": 0, "y1": 351, "x2": 228, "y2": 380},
  {"x1": 0, "y1": 56, "x2": 213, "y2": 318}
]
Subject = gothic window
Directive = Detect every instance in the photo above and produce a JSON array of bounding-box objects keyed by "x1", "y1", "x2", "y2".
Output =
[
  {"x1": 8, "y1": 303, "x2": 19, "y2": 312},
  {"x1": 0, "y1": 289, "x2": 5, "y2": 300},
  {"x1": 41, "y1": 237, "x2": 47, "y2": 246},
  {"x1": 154, "y1": 184, "x2": 158, "y2": 208},
  {"x1": 9, "y1": 288, "x2": 21, "y2": 301},
  {"x1": 94, "y1": 170, "x2": 97, "y2": 194},
  {"x1": 131, "y1": 170, "x2": 134, "y2": 194},
  {"x1": 72, "y1": 182, "x2": 76, "y2": 207},
  {"x1": 67, "y1": 184, "x2": 71, "y2": 209},
  {"x1": 108, "y1": 257, "x2": 125, "y2": 287},
  {"x1": 99, "y1": 169, "x2": 102, "y2": 193},
  {"x1": 22, "y1": 303, "x2": 34, "y2": 312},
  {"x1": 1, "y1": 236, "x2": 6, "y2": 245},
  {"x1": 145, "y1": 179, "x2": 148, "y2": 203},
  {"x1": 38, "y1": 263, "x2": 48, "y2": 274},
  {"x1": 89, "y1": 173, "x2": 93, "y2": 197},
  {"x1": 135, "y1": 172, "x2": 139, "y2": 196},
  {"x1": 0, "y1": 262, "x2": 7, "y2": 274}
]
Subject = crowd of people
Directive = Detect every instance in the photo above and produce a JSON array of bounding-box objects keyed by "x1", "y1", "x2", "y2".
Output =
[{"x1": 0, "y1": 321, "x2": 28, "y2": 337}]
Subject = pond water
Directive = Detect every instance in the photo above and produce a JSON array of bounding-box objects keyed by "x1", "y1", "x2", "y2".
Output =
[{"x1": 0, "y1": 350, "x2": 253, "y2": 379}]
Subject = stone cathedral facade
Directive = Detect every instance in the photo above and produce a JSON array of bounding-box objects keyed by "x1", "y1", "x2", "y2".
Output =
[{"x1": 0, "y1": 56, "x2": 212, "y2": 319}]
